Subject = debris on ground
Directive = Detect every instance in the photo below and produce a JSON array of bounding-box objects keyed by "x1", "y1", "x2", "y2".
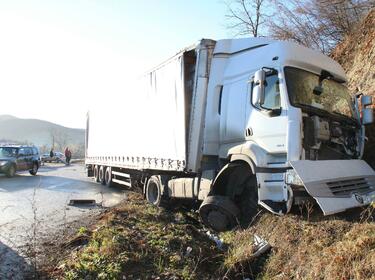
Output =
[{"x1": 68, "y1": 199, "x2": 97, "y2": 206}]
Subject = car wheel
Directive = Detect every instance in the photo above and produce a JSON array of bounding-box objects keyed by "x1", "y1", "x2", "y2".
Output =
[
  {"x1": 6, "y1": 165, "x2": 16, "y2": 178},
  {"x1": 29, "y1": 163, "x2": 38, "y2": 175}
]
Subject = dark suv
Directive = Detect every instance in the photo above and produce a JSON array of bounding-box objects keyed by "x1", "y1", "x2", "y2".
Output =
[{"x1": 0, "y1": 145, "x2": 41, "y2": 177}]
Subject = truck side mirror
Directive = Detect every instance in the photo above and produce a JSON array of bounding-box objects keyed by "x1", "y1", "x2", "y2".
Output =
[
  {"x1": 362, "y1": 95, "x2": 372, "y2": 106},
  {"x1": 252, "y1": 69, "x2": 266, "y2": 106},
  {"x1": 361, "y1": 95, "x2": 373, "y2": 125},
  {"x1": 362, "y1": 108, "x2": 373, "y2": 125}
]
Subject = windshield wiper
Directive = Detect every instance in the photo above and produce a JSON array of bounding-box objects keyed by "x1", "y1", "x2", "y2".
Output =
[
  {"x1": 331, "y1": 110, "x2": 358, "y2": 125},
  {"x1": 294, "y1": 103, "x2": 330, "y2": 117},
  {"x1": 295, "y1": 103, "x2": 359, "y2": 126}
]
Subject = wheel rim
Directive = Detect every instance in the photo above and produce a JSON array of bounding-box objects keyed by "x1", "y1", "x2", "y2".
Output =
[
  {"x1": 33, "y1": 164, "x2": 37, "y2": 173},
  {"x1": 9, "y1": 166, "x2": 15, "y2": 176},
  {"x1": 147, "y1": 182, "x2": 159, "y2": 204}
]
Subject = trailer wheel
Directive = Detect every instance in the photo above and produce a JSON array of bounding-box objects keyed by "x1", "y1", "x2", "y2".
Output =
[
  {"x1": 199, "y1": 195, "x2": 240, "y2": 232},
  {"x1": 86, "y1": 165, "x2": 94, "y2": 177},
  {"x1": 145, "y1": 176, "x2": 163, "y2": 206},
  {"x1": 98, "y1": 166, "x2": 106, "y2": 184},
  {"x1": 104, "y1": 167, "x2": 113, "y2": 187},
  {"x1": 93, "y1": 165, "x2": 100, "y2": 182}
]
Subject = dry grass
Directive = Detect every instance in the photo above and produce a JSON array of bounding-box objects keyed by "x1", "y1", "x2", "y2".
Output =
[
  {"x1": 222, "y1": 204, "x2": 375, "y2": 280},
  {"x1": 43, "y1": 193, "x2": 375, "y2": 280}
]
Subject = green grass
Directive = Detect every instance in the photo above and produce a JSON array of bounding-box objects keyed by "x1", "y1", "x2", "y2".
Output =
[{"x1": 56, "y1": 193, "x2": 223, "y2": 279}]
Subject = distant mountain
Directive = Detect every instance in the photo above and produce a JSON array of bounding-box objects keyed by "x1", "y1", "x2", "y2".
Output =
[{"x1": 0, "y1": 115, "x2": 85, "y2": 149}]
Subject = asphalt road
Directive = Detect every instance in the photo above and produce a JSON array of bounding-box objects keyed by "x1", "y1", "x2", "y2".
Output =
[{"x1": 0, "y1": 163, "x2": 127, "y2": 279}]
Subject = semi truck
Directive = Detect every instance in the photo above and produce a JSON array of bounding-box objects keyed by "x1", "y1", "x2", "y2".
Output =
[{"x1": 85, "y1": 38, "x2": 375, "y2": 231}]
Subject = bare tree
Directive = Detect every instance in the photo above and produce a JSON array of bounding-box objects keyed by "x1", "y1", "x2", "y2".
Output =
[
  {"x1": 225, "y1": 0, "x2": 374, "y2": 53},
  {"x1": 269, "y1": 0, "x2": 375, "y2": 53},
  {"x1": 225, "y1": 0, "x2": 271, "y2": 37}
]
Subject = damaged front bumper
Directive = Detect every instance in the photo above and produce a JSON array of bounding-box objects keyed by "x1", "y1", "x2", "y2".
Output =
[{"x1": 287, "y1": 160, "x2": 375, "y2": 215}]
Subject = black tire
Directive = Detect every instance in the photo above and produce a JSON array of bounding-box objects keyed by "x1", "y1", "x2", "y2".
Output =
[
  {"x1": 6, "y1": 165, "x2": 16, "y2": 178},
  {"x1": 237, "y1": 175, "x2": 259, "y2": 226},
  {"x1": 86, "y1": 165, "x2": 94, "y2": 177},
  {"x1": 145, "y1": 176, "x2": 164, "y2": 206},
  {"x1": 93, "y1": 165, "x2": 100, "y2": 182},
  {"x1": 98, "y1": 166, "x2": 106, "y2": 185},
  {"x1": 29, "y1": 163, "x2": 38, "y2": 176},
  {"x1": 199, "y1": 195, "x2": 240, "y2": 232},
  {"x1": 104, "y1": 167, "x2": 113, "y2": 187}
]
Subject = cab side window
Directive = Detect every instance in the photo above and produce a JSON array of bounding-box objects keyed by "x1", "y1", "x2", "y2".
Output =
[
  {"x1": 262, "y1": 75, "x2": 280, "y2": 110},
  {"x1": 252, "y1": 74, "x2": 281, "y2": 110}
]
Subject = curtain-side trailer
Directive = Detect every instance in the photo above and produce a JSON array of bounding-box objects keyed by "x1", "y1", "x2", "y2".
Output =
[{"x1": 86, "y1": 38, "x2": 375, "y2": 231}]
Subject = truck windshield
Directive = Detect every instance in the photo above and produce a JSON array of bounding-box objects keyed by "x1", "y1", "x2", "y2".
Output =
[{"x1": 284, "y1": 67, "x2": 354, "y2": 119}]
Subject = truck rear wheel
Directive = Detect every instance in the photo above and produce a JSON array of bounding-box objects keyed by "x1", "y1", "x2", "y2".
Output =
[
  {"x1": 93, "y1": 165, "x2": 100, "y2": 182},
  {"x1": 145, "y1": 176, "x2": 164, "y2": 206},
  {"x1": 98, "y1": 166, "x2": 106, "y2": 184},
  {"x1": 199, "y1": 195, "x2": 240, "y2": 232}
]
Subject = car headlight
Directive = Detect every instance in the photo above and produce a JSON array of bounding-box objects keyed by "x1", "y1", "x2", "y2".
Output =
[{"x1": 0, "y1": 161, "x2": 9, "y2": 166}]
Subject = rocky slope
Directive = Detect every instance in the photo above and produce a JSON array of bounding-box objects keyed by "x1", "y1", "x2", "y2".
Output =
[{"x1": 331, "y1": 8, "x2": 375, "y2": 167}]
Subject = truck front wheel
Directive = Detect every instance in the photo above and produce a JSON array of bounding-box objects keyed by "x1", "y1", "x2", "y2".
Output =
[{"x1": 199, "y1": 195, "x2": 240, "y2": 232}]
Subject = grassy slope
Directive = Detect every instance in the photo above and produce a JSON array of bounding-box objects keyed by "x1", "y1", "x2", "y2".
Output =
[{"x1": 49, "y1": 193, "x2": 375, "y2": 280}]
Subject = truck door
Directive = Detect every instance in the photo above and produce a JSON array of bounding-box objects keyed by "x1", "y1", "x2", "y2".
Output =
[
  {"x1": 245, "y1": 72, "x2": 288, "y2": 154},
  {"x1": 219, "y1": 79, "x2": 248, "y2": 146},
  {"x1": 245, "y1": 71, "x2": 289, "y2": 206}
]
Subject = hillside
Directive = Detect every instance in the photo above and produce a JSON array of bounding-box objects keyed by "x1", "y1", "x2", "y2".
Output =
[
  {"x1": 331, "y1": 8, "x2": 375, "y2": 167},
  {"x1": 42, "y1": 193, "x2": 375, "y2": 280},
  {"x1": 0, "y1": 115, "x2": 84, "y2": 149}
]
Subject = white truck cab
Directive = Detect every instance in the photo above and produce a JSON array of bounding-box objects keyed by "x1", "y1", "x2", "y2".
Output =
[{"x1": 199, "y1": 38, "x2": 374, "y2": 230}]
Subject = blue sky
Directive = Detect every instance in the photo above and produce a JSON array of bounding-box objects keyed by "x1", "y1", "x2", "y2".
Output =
[{"x1": 0, "y1": 0, "x2": 232, "y2": 128}]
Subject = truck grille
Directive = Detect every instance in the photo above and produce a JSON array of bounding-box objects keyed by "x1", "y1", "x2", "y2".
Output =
[{"x1": 327, "y1": 177, "x2": 375, "y2": 196}]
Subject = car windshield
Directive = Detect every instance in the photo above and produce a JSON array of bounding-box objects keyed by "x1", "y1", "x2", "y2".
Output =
[
  {"x1": 284, "y1": 67, "x2": 354, "y2": 119},
  {"x1": 0, "y1": 147, "x2": 18, "y2": 157}
]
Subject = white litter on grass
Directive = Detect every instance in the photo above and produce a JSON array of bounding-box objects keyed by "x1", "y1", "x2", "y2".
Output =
[
  {"x1": 206, "y1": 231, "x2": 224, "y2": 250},
  {"x1": 252, "y1": 234, "x2": 271, "y2": 257},
  {"x1": 185, "y1": 246, "x2": 193, "y2": 257}
]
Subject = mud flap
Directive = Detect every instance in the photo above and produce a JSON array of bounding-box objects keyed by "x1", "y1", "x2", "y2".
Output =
[{"x1": 290, "y1": 160, "x2": 375, "y2": 215}]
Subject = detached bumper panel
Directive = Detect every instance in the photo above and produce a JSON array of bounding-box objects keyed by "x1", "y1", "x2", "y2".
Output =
[{"x1": 289, "y1": 160, "x2": 375, "y2": 215}]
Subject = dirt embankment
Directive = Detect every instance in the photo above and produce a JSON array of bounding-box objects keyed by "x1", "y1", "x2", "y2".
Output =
[
  {"x1": 331, "y1": 8, "x2": 375, "y2": 167},
  {"x1": 42, "y1": 193, "x2": 375, "y2": 280}
]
